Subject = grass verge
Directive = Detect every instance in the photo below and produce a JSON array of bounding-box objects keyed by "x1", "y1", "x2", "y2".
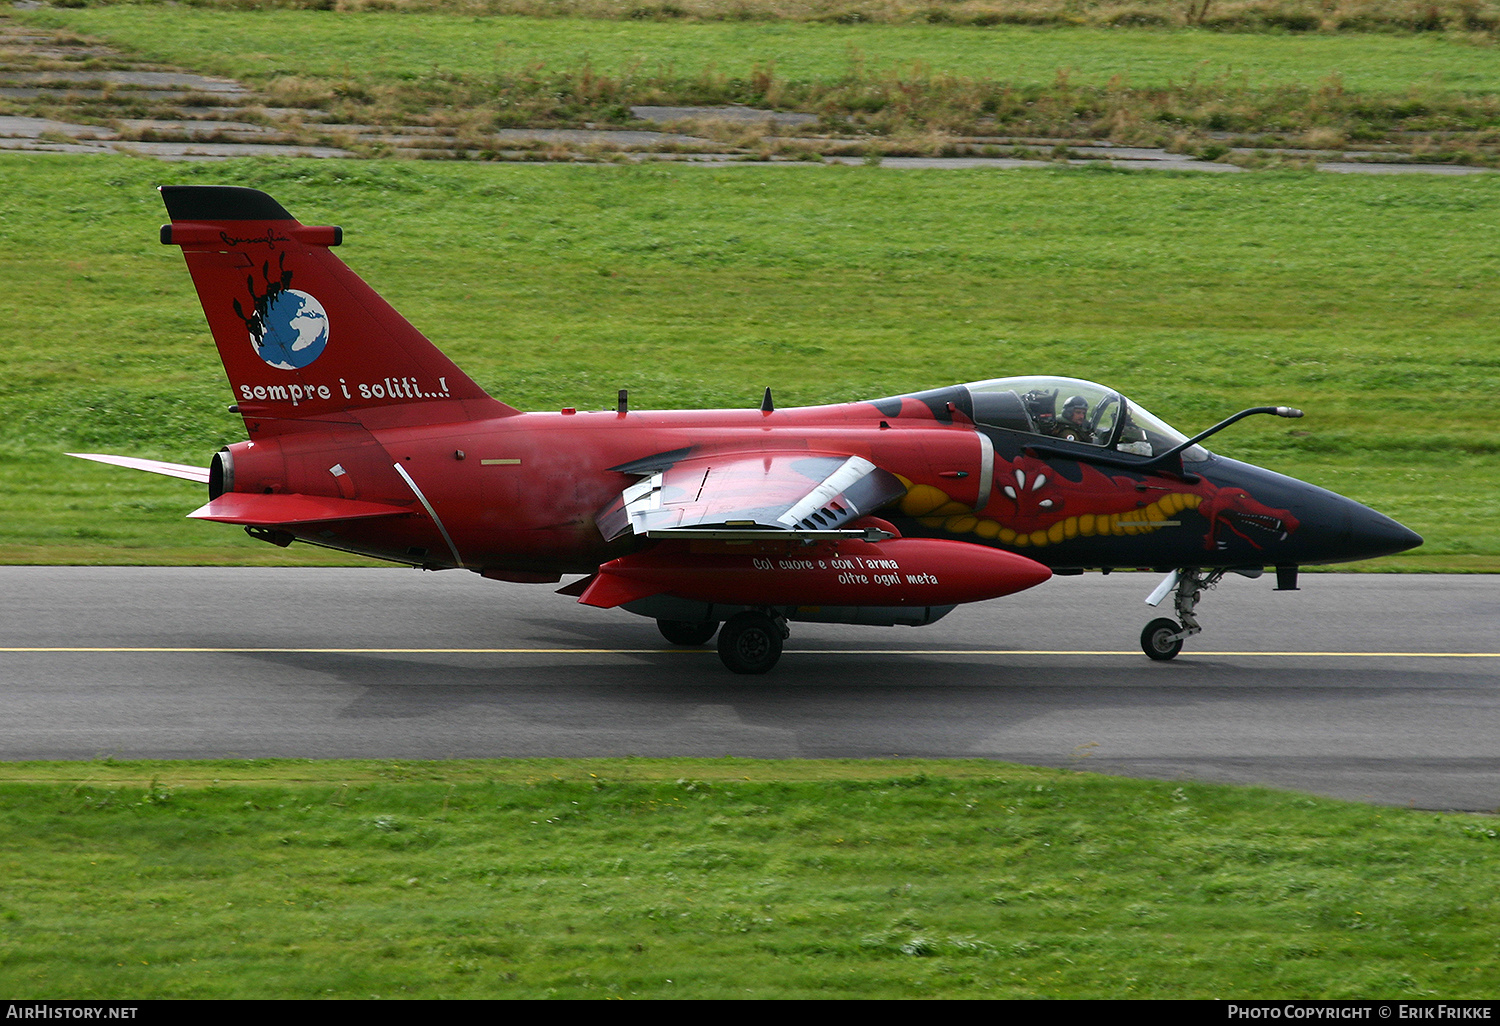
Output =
[{"x1": 0, "y1": 757, "x2": 1497, "y2": 998}]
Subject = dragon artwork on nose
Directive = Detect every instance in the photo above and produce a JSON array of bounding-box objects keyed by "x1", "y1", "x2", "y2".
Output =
[
  {"x1": 1195, "y1": 486, "x2": 1300, "y2": 551},
  {"x1": 899, "y1": 455, "x2": 1299, "y2": 553}
]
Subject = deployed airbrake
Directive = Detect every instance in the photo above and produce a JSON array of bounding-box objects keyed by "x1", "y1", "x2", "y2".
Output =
[{"x1": 72, "y1": 186, "x2": 1421, "y2": 672}]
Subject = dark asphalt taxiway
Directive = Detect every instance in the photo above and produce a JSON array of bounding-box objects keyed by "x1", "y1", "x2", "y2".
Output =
[{"x1": 2, "y1": 567, "x2": 1495, "y2": 810}]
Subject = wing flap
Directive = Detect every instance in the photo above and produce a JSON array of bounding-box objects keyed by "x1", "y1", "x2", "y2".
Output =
[
  {"x1": 597, "y1": 451, "x2": 907, "y2": 542},
  {"x1": 188, "y1": 492, "x2": 411, "y2": 526}
]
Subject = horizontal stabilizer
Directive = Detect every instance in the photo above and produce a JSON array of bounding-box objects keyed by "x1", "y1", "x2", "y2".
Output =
[
  {"x1": 188, "y1": 492, "x2": 411, "y2": 526},
  {"x1": 68, "y1": 453, "x2": 209, "y2": 484}
]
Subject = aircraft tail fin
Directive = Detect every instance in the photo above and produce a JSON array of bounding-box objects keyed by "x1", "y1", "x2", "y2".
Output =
[{"x1": 159, "y1": 185, "x2": 518, "y2": 434}]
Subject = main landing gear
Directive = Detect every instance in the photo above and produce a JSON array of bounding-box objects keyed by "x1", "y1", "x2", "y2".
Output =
[
  {"x1": 1140, "y1": 568, "x2": 1226, "y2": 661},
  {"x1": 717, "y1": 611, "x2": 790, "y2": 674},
  {"x1": 656, "y1": 613, "x2": 791, "y2": 673}
]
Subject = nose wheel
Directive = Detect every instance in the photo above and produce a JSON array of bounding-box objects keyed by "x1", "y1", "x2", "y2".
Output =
[
  {"x1": 1141, "y1": 618, "x2": 1186, "y2": 661},
  {"x1": 1141, "y1": 568, "x2": 1226, "y2": 660}
]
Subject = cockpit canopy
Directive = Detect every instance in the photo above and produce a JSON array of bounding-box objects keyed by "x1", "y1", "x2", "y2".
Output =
[{"x1": 964, "y1": 376, "x2": 1208, "y2": 462}]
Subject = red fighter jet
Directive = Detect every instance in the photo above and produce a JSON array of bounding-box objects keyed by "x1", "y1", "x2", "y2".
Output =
[{"x1": 72, "y1": 186, "x2": 1422, "y2": 672}]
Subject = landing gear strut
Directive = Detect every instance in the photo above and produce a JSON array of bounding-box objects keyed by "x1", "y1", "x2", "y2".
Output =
[
  {"x1": 1140, "y1": 568, "x2": 1226, "y2": 661},
  {"x1": 717, "y1": 610, "x2": 789, "y2": 674}
]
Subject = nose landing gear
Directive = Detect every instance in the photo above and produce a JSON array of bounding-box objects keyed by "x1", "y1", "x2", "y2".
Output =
[{"x1": 1140, "y1": 568, "x2": 1226, "y2": 661}]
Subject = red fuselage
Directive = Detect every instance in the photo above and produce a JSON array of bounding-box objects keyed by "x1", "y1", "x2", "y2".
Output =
[{"x1": 220, "y1": 399, "x2": 985, "y2": 574}]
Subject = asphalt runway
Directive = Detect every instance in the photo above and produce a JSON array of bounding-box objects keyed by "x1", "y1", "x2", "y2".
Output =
[{"x1": 2, "y1": 566, "x2": 1496, "y2": 810}]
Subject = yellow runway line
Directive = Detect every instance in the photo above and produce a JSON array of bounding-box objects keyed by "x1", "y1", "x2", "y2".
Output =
[{"x1": 3, "y1": 647, "x2": 1498, "y2": 658}]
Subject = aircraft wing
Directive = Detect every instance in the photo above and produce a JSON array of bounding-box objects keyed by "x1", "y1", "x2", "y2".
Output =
[
  {"x1": 596, "y1": 451, "x2": 906, "y2": 542},
  {"x1": 68, "y1": 452, "x2": 210, "y2": 484}
]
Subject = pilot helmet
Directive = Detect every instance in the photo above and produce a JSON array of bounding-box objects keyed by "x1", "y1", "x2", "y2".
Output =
[{"x1": 1062, "y1": 395, "x2": 1088, "y2": 419}]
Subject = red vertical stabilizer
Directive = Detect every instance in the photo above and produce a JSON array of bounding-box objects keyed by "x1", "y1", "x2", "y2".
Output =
[{"x1": 159, "y1": 185, "x2": 518, "y2": 434}]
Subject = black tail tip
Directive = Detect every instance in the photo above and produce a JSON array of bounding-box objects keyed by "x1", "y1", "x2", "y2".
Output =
[{"x1": 159, "y1": 185, "x2": 296, "y2": 222}]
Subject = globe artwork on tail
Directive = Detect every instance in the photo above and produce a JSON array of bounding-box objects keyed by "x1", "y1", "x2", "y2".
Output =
[{"x1": 254, "y1": 288, "x2": 329, "y2": 369}]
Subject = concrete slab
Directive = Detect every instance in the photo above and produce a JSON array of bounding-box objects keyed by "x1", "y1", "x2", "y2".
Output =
[
  {"x1": 631, "y1": 105, "x2": 818, "y2": 129},
  {"x1": 108, "y1": 140, "x2": 356, "y2": 159},
  {"x1": 0, "y1": 87, "x2": 239, "y2": 101},
  {"x1": 827, "y1": 154, "x2": 1243, "y2": 172},
  {"x1": 5, "y1": 69, "x2": 245, "y2": 93},
  {"x1": 0, "y1": 136, "x2": 109, "y2": 154},
  {"x1": 1320, "y1": 161, "x2": 1495, "y2": 175},
  {"x1": 113, "y1": 118, "x2": 287, "y2": 141},
  {"x1": 493, "y1": 127, "x2": 716, "y2": 147},
  {"x1": 0, "y1": 114, "x2": 114, "y2": 139}
]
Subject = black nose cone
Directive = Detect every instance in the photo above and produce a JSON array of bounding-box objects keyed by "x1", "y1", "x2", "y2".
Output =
[{"x1": 1345, "y1": 502, "x2": 1423, "y2": 561}]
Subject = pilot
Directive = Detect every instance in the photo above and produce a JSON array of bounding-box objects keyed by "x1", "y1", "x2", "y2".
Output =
[{"x1": 1045, "y1": 395, "x2": 1093, "y2": 443}]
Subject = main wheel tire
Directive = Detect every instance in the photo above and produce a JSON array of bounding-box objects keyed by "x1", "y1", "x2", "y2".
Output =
[
  {"x1": 1141, "y1": 618, "x2": 1185, "y2": 661},
  {"x1": 717, "y1": 612, "x2": 784, "y2": 674},
  {"x1": 657, "y1": 619, "x2": 718, "y2": 646}
]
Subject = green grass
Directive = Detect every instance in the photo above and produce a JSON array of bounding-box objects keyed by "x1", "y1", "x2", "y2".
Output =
[
  {"x1": 1, "y1": 155, "x2": 1496, "y2": 565},
  {"x1": 0, "y1": 758, "x2": 1496, "y2": 998},
  {"x1": 48, "y1": 0, "x2": 1500, "y2": 36},
  {"x1": 21, "y1": 7, "x2": 1500, "y2": 93}
]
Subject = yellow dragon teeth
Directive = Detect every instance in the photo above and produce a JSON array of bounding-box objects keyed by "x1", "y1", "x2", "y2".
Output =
[{"x1": 895, "y1": 478, "x2": 1205, "y2": 548}]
